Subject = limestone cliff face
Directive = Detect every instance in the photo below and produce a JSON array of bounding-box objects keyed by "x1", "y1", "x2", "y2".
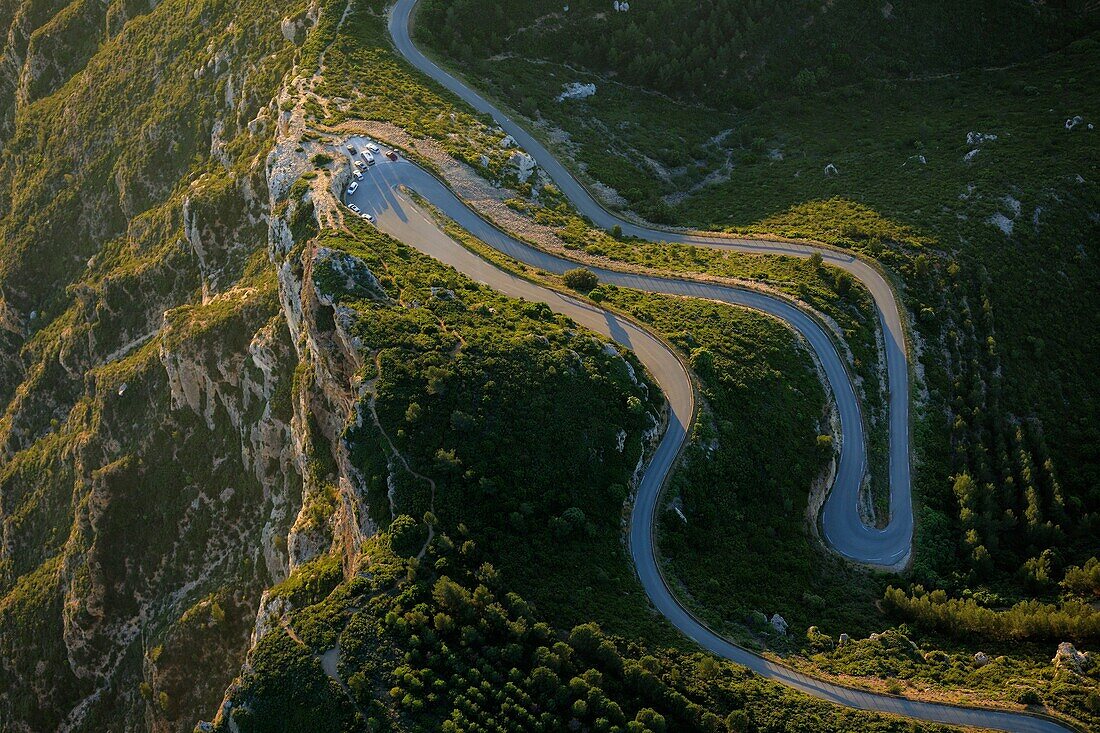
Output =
[
  {"x1": 0, "y1": 0, "x2": 378, "y2": 730},
  {"x1": 266, "y1": 96, "x2": 378, "y2": 576}
]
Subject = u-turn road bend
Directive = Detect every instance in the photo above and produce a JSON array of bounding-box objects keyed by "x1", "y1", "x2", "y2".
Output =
[{"x1": 338, "y1": 4, "x2": 1076, "y2": 731}]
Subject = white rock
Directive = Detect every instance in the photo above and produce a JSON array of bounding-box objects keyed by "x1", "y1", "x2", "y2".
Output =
[
  {"x1": 770, "y1": 613, "x2": 788, "y2": 634},
  {"x1": 989, "y1": 212, "x2": 1014, "y2": 236},
  {"x1": 974, "y1": 651, "x2": 990, "y2": 666},
  {"x1": 823, "y1": 163, "x2": 839, "y2": 176},
  {"x1": 1065, "y1": 115, "x2": 1085, "y2": 131},
  {"x1": 557, "y1": 82, "x2": 597, "y2": 102},
  {"x1": 1052, "y1": 642, "x2": 1091, "y2": 672},
  {"x1": 966, "y1": 131, "x2": 997, "y2": 146},
  {"x1": 509, "y1": 151, "x2": 537, "y2": 183},
  {"x1": 963, "y1": 149, "x2": 980, "y2": 163},
  {"x1": 117, "y1": 382, "x2": 128, "y2": 396},
  {"x1": 838, "y1": 633, "x2": 850, "y2": 647},
  {"x1": 500, "y1": 135, "x2": 516, "y2": 148}
]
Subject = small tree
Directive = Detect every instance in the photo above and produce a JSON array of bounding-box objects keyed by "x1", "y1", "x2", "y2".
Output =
[{"x1": 563, "y1": 268, "x2": 599, "y2": 292}]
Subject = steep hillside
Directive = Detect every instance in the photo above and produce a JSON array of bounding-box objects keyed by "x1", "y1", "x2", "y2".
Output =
[
  {"x1": 0, "y1": 0, "x2": 311, "y2": 727},
  {"x1": 417, "y1": 0, "x2": 1100, "y2": 106},
  {"x1": 1, "y1": 0, "x2": 1095, "y2": 730},
  {"x1": 412, "y1": 0, "x2": 1100, "y2": 724},
  {"x1": 0, "y1": 1, "x2": 928, "y2": 731}
]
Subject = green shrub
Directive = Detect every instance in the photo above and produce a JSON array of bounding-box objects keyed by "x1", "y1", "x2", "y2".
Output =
[{"x1": 563, "y1": 268, "x2": 599, "y2": 292}]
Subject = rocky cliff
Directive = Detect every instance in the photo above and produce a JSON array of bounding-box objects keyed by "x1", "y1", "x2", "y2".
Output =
[{"x1": 0, "y1": 0, "x2": 378, "y2": 729}]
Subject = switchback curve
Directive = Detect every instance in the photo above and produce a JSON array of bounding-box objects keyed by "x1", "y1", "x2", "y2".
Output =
[
  {"x1": 320, "y1": 3, "x2": 1075, "y2": 729},
  {"x1": 344, "y1": 148, "x2": 1072, "y2": 733},
  {"x1": 389, "y1": 0, "x2": 913, "y2": 568}
]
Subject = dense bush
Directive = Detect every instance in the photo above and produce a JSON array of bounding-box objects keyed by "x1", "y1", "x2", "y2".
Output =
[
  {"x1": 884, "y1": 586, "x2": 1100, "y2": 643},
  {"x1": 562, "y1": 267, "x2": 599, "y2": 292},
  {"x1": 219, "y1": 533, "x2": 956, "y2": 733},
  {"x1": 316, "y1": 224, "x2": 668, "y2": 637},
  {"x1": 417, "y1": 0, "x2": 1097, "y2": 106}
]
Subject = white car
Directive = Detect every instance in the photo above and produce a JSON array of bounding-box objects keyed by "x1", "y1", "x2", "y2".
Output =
[
  {"x1": 347, "y1": 181, "x2": 359, "y2": 194},
  {"x1": 362, "y1": 152, "x2": 376, "y2": 166},
  {"x1": 348, "y1": 203, "x2": 361, "y2": 213},
  {"x1": 366, "y1": 142, "x2": 380, "y2": 153},
  {"x1": 353, "y1": 170, "x2": 364, "y2": 180},
  {"x1": 346, "y1": 144, "x2": 356, "y2": 154},
  {"x1": 354, "y1": 160, "x2": 366, "y2": 170},
  {"x1": 360, "y1": 212, "x2": 375, "y2": 223}
]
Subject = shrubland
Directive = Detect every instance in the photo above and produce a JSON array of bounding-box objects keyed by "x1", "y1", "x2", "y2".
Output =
[
  {"x1": 414, "y1": 0, "x2": 1100, "y2": 724},
  {"x1": 216, "y1": 527, "x2": 959, "y2": 733},
  {"x1": 0, "y1": 0, "x2": 1094, "y2": 728}
]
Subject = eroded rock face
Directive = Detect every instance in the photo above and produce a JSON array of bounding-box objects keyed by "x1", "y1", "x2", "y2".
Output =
[{"x1": 1052, "y1": 642, "x2": 1091, "y2": 673}]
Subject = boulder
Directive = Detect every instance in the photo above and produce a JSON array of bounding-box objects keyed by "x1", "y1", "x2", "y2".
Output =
[
  {"x1": 838, "y1": 633, "x2": 850, "y2": 647},
  {"x1": 770, "y1": 613, "x2": 788, "y2": 635},
  {"x1": 966, "y1": 131, "x2": 997, "y2": 146},
  {"x1": 973, "y1": 651, "x2": 990, "y2": 666},
  {"x1": 963, "y1": 149, "x2": 980, "y2": 163},
  {"x1": 557, "y1": 82, "x2": 597, "y2": 102},
  {"x1": 508, "y1": 151, "x2": 537, "y2": 183},
  {"x1": 1052, "y1": 642, "x2": 1091, "y2": 673},
  {"x1": 988, "y1": 212, "x2": 1013, "y2": 236},
  {"x1": 823, "y1": 163, "x2": 839, "y2": 176}
]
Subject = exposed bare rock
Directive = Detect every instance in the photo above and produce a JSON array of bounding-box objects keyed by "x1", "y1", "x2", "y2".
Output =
[{"x1": 1052, "y1": 642, "x2": 1091, "y2": 673}]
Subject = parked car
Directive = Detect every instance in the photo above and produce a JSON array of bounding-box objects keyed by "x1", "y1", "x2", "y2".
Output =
[
  {"x1": 362, "y1": 152, "x2": 376, "y2": 166},
  {"x1": 366, "y1": 142, "x2": 380, "y2": 153},
  {"x1": 347, "y1": 181, "x2": 359, "y2": 194},
  {"x1": 354, "y1": 160, "x2": 366, "y2": 170},
  {"x1": 386, "y1": 150, "x2": 398, "y2": 162},
  {"x1": 346, "y1": 144, "x2": 356, "y2": 154},
  {"x1": 353, "y1": 170, "x2": 364, "y2": 180},
  {"x1": 348, "y1": 203, "x2": 361, "y2": 213},
  {"x1": 361, "y1": 212, "x2": 375, "y2": 223}
]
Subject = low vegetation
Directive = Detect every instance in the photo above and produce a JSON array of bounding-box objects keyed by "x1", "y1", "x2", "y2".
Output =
[
  {"x1": 217, "y1": 529, "x2": 959, "y2": 733},
  {"x1": 413, "y1": 2, "x2": 1100, "y2": 725},
  {"x1": 315, "y1": 223, "x2": 669, "y2": 638}
]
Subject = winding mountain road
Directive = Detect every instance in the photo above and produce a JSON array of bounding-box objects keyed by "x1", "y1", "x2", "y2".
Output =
[
  {"x1": 389, "y1": 0, "x2": 913, "y2": 568},
  {"x1": 335, "y1": 3, "x2": 1076, "y2": 730}
]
